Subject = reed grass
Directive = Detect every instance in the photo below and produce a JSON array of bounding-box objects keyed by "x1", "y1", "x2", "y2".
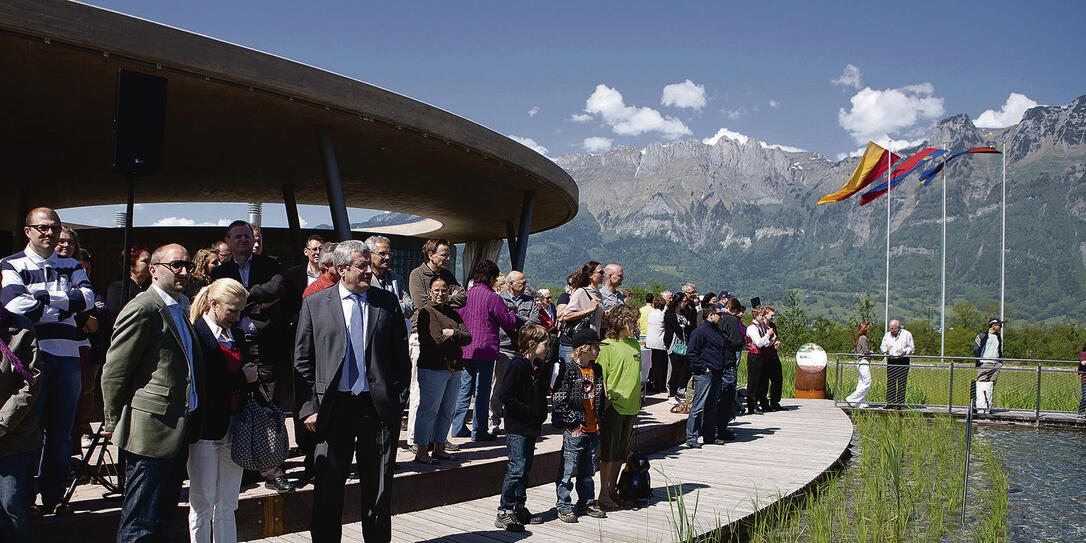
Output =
[{"x1": 660, "y1": 411, "x2": 1008, "y2": 542}]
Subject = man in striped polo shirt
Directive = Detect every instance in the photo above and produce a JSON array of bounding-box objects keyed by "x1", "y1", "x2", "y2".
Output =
[{"x1": 1, "y1": 207, "x2": 95, "y2": 514}]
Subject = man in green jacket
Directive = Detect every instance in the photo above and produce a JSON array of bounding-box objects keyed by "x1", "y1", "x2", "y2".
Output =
[
  {"x1": 0, "y1": 308, "x2": 42, "y2": 540},
  {"x1": 102, "y1": 243, "x2": 204, "y2": 542}
]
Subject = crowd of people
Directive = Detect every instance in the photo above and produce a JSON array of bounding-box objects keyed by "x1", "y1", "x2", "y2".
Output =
[
  {"x1": 0, "y1": 207, "x2": 799, "y2": 542},
  {"x1": 3, "y1": 205, "x2": 1063, "y2": 542}
]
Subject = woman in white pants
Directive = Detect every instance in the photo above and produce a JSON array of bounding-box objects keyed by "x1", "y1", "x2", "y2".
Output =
[
  {"x1": 188, "y1": 279, "x2": 259, "y2": 543},
  {"x1": 846, "y1": 322, "x2": 872, "y2": 408}
]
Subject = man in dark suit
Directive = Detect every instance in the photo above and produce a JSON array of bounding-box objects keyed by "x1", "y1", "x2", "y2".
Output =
[
  {"x1": 209, "y1": 220, "x2": 294, "y2": 492},
  {"x1": 283, "y1": 234, "x2": 324, "y2": 329},
  {"x1": 101, "y1": 243, "x2": 204, "y2": 541},
  {"x1": 294, "y1": 240, "x2": 410, "y2": 543}
]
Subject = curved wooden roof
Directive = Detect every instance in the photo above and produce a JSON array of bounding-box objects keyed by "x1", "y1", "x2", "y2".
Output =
[{"x1": 0, "y1": 0, "x2": 577, "y2": 240}]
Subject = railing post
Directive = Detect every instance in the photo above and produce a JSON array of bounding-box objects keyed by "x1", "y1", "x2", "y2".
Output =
[
  {"x1": 833, "y1": 354, "x2": 841, "y2": 405},
  {"x1": 948, "y1": 361, "x2": 954, "y2": 413},
  {"x1": 1034, "y1": 365, "x2": 1042, "y2": 423}
]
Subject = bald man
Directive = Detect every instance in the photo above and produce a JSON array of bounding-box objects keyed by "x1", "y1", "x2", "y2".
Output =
[
  {"x1": 489, "y1": 271, "x2": 539, "y2": 434},
  {"x1": 102, "y1": 243, "x2": 204, "y2": 540},
  {"x1": 598, "y1": 264, "x2": 625, "y2": 310},
  {"x1": 1, "y1": 207, "x2": 94, "y2": 513}
]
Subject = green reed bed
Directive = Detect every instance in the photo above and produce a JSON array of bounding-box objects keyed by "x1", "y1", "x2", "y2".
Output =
[{"x1": 662, "y1": 412, "x2": 1007, "y2": 542}]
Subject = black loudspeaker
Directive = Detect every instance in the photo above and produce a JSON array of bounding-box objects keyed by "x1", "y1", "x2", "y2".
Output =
[{"x1": 113, "y1": 70, "x2": 167, "y2": 175}]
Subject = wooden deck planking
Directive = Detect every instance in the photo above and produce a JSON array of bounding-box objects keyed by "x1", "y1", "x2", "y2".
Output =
[{"x1": 254, "y1": 399, "x2": 853, "y2": 542}]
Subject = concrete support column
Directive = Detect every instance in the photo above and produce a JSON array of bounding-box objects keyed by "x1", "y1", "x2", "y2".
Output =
[
  {"x1": 508, "y1": 190, "x2": 535, "y2": 271},
  {"x1": 315, "y1": 125, "x2": 351, "y2": 241},
  {"x1": 282, "y1": 182, "x2": 304, "y2": 266}
]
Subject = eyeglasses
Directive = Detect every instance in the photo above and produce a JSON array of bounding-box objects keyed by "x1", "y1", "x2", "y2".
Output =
[
  {"x1": 151, "y1": 260, "x2": 195, "y2": 274},
  {"x1": 373, "y1": 251, "x2": 392, "y2": 258},
  {"x1": 592, "y1": 270, "x2": 603, "y2": 275},
  {"x1": 27, "y1": 224, "x2": 61, "y2": 234}
]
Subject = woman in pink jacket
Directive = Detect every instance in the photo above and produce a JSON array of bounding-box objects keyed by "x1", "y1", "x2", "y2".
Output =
[{"x1": 450, "y1": 260, "x2": 517, "y2": 441}]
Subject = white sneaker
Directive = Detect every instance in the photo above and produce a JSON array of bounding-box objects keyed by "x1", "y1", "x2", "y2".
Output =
[
  {"x1": 858, "y1": 403, "x2": 869, "y2": 409},
  {"x1": 667, "y1": 397, "x2": 679, "y2": 405}
]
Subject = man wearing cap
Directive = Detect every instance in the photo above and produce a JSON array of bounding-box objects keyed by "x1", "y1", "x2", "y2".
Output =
[{"x1": 974, "y1": 319, "x2": 1003, "y2": 384}]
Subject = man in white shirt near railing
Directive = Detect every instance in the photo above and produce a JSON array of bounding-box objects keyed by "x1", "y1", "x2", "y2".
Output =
[{"x1": 879, "y1": 320, "x2": 915, "y2": 408}]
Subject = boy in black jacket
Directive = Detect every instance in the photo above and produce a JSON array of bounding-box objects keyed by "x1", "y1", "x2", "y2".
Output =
[
  {"x1": 551, "y1": 329, "x2": 607, "y2": 523},
  {"x1": 495, "y1": 325, "x2": 550, "y2": 531}
]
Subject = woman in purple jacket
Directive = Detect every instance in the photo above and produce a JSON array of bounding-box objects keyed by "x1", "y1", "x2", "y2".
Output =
[{"x1": 450, "y1": 260, "x2": 517, "y2": 441}]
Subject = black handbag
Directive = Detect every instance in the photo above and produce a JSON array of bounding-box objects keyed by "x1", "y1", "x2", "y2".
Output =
[{"x1": 231, "y1": 392, "x2": 289, "y2": 472}]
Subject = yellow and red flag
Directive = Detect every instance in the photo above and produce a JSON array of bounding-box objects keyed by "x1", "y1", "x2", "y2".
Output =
[{"x1": 817, "y1": 142, "x2": 901, "y2": 204}]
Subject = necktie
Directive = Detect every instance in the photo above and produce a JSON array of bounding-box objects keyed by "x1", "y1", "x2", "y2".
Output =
[{"x1": 345, "y1": 294, "x2": 366, "y2": 393}]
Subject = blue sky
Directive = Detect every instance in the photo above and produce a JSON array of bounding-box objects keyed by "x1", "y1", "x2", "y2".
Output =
[{"x1": 64, "y1": 0, "x2": 1086, "y2": 227}]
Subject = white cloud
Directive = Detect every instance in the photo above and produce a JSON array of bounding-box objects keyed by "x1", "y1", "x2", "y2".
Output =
[
  {"x1": 768, "y1": 99, "x2": 780, "y2": 109},
  {"x1": 507, "y1": 135, "x2": 549, "y2": 156},
  {"x1": 152, "y1": 216, "x2": 196, "y2": 227},
  {"x1": 720, "y1": 107, "x2": 747, "y2": 120},
  {"x1": 582, "y1": 84, "x2": 691, "y2": 139},
  {"x1": 569, "y1": 113, "x2": 593, "y2": 122},
  {"x1": 702, "y1": 128, "x2": 749, "y2": 146},
  {"x1": 834, "y1": 136, "x2": 927, "y2": 161},
  {"x1": 831, "y1": 64, "x2": 863, "y2": 89},
  {"x1": 582, "y1": 137, "x2": 614, "y2": 153},
  {"x1": 660, "y1": 79, "x2": 708, "y2": 110},
  {"x1": 837, "y1": 84, "x2": 945, "y2": 144},
  {"x1": 528, "y1": 106, "x2": 540, "y2": 118},
  {"x1": 973, "y1": 92, "x2": 1039, "y2": 128},
  {"x1": 761, "y1": 142, "x2": 805, "y2": 153},
  {"x1": 151, "y1": 217, "x2": 230, "y2": 227}
]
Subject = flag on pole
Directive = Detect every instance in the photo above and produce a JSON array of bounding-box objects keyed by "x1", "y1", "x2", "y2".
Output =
[
  {"x1": 859, "y1": 147, "x2": 947, "y2": 205},
  {"x1": 918, "y1": 146, "x2": 1002, "y2": 186},
  {"x1": 817, "y1": 142, "x2": 901, "y2": 204}
]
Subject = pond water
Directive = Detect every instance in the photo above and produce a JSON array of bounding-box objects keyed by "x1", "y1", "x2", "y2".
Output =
[{"x1": 975, "y1": 424, "x2": 1086, "y2": 542}]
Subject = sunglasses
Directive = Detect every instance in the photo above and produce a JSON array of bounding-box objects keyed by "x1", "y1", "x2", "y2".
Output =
[
  {"x1": 27, "y1": 224, "x2": 61, "y2": 234},
  {"x1": 152, "y1": 260, "x2": 195, "y2": 273}
]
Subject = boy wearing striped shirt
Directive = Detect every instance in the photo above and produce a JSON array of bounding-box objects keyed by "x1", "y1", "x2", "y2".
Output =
[{"x1": 1, "y1": 207, "x2": 94, "y2": 514}]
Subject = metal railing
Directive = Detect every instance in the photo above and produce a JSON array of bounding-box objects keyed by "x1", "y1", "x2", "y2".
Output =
[{"x1": 829, "y1": 353, "x2": 1085, "y2": 422}]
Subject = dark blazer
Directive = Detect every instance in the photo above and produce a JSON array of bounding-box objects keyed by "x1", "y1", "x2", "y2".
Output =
[
  {"x1": 718, "y1": 312, "x2": 746, "y2": 365},
  {"x1": 210, "y1": 254, "x2": 285, "y2": 337},
  {"x1": 294, "y1": 284, "x2": 410, "y2": 438},
  {"x1": 102, "y1": 288, "x2": 204, "y2": 458},
  {"x1": 192, "y1": 318, "x2": 254, "y2": 441},
  {"x1": 282, "y1": 263, "x2": 311, "y2": 330}
]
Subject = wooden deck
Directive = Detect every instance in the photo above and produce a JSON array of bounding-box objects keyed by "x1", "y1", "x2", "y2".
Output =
[
  {"x1": 253, "y1": 399, "x2": 854, "y2": 543},
  {"x1": 39, "y1": 394, "x2": 689, "y2": 541}
]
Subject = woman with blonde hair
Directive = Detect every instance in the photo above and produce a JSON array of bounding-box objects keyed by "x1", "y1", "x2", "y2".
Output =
[
  {"x1": 845, "y1": 322, "x2": 873, "y2": 408},
  {"x1": 187, "y1": 278, "x2": 259, "y2": 543}
]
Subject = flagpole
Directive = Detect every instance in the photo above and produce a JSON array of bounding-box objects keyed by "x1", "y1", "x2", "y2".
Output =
[
  {"x1": 940, "y1": 143, "x2": 947, "y2": 357},
  {"x1": 885, "y1": 149, "x2": 891, "y2": 335},
  {"x1": 1000, "y1": 143, "x2": 1006, "y2": 334}
]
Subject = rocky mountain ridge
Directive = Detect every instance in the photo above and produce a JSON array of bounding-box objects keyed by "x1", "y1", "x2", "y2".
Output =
[{"x1": 521, "y1": 95, "x2": 1086, "y2": 323}]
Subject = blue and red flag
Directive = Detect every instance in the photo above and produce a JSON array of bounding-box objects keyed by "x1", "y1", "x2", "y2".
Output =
[
  {"x1": 860, "y1": 147, "x2": 947, "y2": 206},
  {"x1": 918, "y1": 146, "x2": 1002, "y2": 186}
]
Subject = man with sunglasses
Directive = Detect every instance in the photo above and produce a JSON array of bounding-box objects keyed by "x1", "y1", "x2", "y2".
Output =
[
  {"x1": 210, "y1": 220, "x2": 295, "y2": 493},
  {"x1": 102, "y1": 243, "x2": 203, "y2": 540},
  {"x1": 1, "y1": 207, "x2": 95, "y2": 515}
]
